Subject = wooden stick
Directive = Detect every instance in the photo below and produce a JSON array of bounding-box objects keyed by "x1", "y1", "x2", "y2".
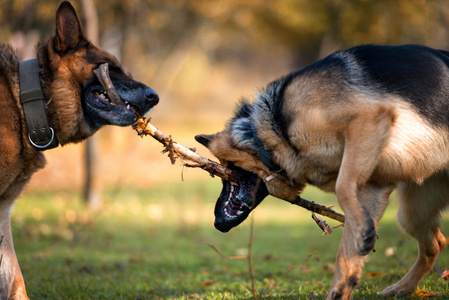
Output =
[
  {"x1": 133, "y1": 117, "x2": 239, "y2": 185},
  {"x1": 132, "y1": 117, "x2": 345, "y2": 224},
  {"x1": 93, "y1": 63, "x2": 123, "y2": 105},
  {"x1": 291, "y1": 196, "x2": 345, "y2": 223}
]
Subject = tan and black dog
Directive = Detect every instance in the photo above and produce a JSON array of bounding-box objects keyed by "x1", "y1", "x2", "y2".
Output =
[
  {"x1": 0, "y1": 1, "x2": 158, "y2": 298},
  {"x1": 196, "y1": 44, "x2": 449, "y2": 299}
]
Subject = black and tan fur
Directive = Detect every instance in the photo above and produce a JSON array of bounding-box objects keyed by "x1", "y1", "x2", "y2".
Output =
[
  {"x1": 196, "y1": 44, "x2": 449, "y2": 299},
  {"x1": 0, "y1": 1, "x2": 158, "y2": 298}
]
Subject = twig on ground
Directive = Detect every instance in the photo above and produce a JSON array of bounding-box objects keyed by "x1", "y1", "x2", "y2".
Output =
[
  {"x1": 266, "y1": 253, "x2": 315, "y2": 295},
  {"x1": 206, "y1": 244, "x2": 252, "y2": 293},
  {"x1": 248, "y1": 217, "x2": 257, "y2": 300},
  {"x1": 208, "y1": 216, "x2": 258, "y2": 300}
]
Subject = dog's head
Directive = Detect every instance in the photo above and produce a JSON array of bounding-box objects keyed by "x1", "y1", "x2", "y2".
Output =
[
  {"x1": 39, "y1": 1, "x2": 158, "y2": 145},
  {"x1": 196, "y1": 101, "x2": 303, "y2": 232}
]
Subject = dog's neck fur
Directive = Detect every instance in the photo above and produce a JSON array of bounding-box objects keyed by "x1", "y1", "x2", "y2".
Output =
[
  {"x1": 18, "y1": 58, "x2": 59, "y2": 151},
  {"x1": 36, "y1": 40, "x2": 98, "y2": 146},
  {"x1": 229, "y1": 97, "x2": 284, "y2": 174},
  {"x1": 249, "y1": 119, "x2": 282, "y2": 173}
]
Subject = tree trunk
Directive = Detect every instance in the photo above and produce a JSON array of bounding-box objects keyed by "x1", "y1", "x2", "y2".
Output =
[{"x1": 80, "y1": 0, "x2": 102, "y2": 209}]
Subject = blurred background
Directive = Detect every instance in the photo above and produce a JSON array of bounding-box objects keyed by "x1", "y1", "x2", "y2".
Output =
[
  {"x1": 2, "y1": 0, "x2": 449, "y2": 195},
  {"x1": 1, "y1": 1, "x2": 449, "y2": 298}
]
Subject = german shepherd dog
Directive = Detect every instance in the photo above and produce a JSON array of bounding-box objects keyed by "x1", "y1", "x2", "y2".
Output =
[
  {"x1": 0, "y1": 1, "x2": 158, "y2": 298},
  {"x1": 196, "y1": 44, "x2": 449, "y2": 299}
]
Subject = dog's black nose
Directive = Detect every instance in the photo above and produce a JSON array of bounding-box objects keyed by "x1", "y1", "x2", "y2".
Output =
[{"x1": 145, "y1": 87, "x2": 159, "y2": 105}]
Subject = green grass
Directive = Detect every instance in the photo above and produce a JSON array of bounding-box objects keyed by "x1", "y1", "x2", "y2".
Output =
[{"x1": 12, "y1": 180, "x2": 449, "y2": 299}]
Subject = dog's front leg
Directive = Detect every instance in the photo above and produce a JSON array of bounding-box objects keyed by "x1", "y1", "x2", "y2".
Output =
[
  {"x1": 327, "y1": 183, "x2": 394, "y2": 300},
  {"x1": 328, "y1": 103, "x2": 395, "y2": 299},
  {"x1": 335, "y1": 103, "x2": 394, "y2": 255},
  {"x1": 0, "y1": 197, "x2": 29, "y2": 300},
  {"x1": 327, "y1": 226, "x2": 366, "y2": 300}
]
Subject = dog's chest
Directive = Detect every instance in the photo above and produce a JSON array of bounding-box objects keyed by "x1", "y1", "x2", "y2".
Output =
[{"x1": 286, "y1": 132, "x2": 343, "y2": 192}]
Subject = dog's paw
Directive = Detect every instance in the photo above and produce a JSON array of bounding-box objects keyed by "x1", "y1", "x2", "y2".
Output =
[
  {"x1": 328, "y1": 290, "x2": 343, "y2": 300},
  {"x1": 359, "y1": 224, "x2": 376, "y2": 256},
  {"x1": 381, "y1": 276, "x2": 419, "y2": 297},
  {"x1": 381, "y1": 282, "x2": 415, "y2": 297},
  {"x1": 327, "y1": 276, "x2": 359, "y2": 300},
  {"x1": 349, "y1": 215, "x2": 376, "y2": 256}
]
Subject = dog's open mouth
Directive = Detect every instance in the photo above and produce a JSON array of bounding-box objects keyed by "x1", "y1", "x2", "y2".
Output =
[
  {"x1": 214, "y1": 166, "x2": 268, "y2": 232},
  {"x1": 92, "y1": 89, "x2": 138, "y2": 114},
  {"x1": 84, "y1": 63, "x2": 158, "y2": 127},
  {"x1": 223, "y1": 183, "x2": 246, "y2": 218},
  {"x1": 86, "y1": 86, "x2": 141, "y2": 126}
]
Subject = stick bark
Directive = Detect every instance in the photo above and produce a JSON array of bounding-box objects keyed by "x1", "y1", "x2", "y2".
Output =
[
  {"x1": 133, "y1": 117, "x2": 239, "y2": 185},
  {"x1": 133, "y1": 117, "x2": 345, "y2": 224},
  {"x1": 93, "y1": 63, "x2": 123, "y2": 105}
]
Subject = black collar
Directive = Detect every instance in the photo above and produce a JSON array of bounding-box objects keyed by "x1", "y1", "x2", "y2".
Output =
[
  {"x1": 250, "y1": 120, "x2": 283, "y2": 173},
  {"x1": 19, "y1": 59, "x2": 59, "y2": 151}
]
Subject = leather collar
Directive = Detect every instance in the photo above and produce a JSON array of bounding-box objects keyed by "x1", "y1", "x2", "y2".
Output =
[
  {"x1": 250, "y1": 120, "x2": 282, "y2": 173},
  {"x1": 19, "y1": 59, "x2": 59, "y2": 151}
]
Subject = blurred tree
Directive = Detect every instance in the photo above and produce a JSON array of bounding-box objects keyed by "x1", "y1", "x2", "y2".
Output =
[
  {"x1": 81, "y1": 0, "x2": 103, "y2": 210},
  {"x1": 2, "y1": 0, "x2": 449, "y2": 190},
  {"x1": 3, "y1": 0, "x2": 448, "y2": 81}
]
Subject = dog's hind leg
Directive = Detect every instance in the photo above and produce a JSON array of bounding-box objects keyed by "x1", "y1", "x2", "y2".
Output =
[
  {"x1": 328, "y1": 103, "x2": 395, "y2": 299},
  {"x1": 381, "y1": 173, "x2": 449, "y2": 297}
]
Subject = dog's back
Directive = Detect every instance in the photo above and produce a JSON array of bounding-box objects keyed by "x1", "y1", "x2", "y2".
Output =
[{"x1": 343, "y1": 45, "x2": 449, "y2": 126}]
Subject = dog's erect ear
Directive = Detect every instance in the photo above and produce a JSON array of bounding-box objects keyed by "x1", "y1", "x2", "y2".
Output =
[
  {"x1": 195, "y1": 134, "x2": 216, "y2": 148},
  {"x1": 55, "y1": 1, "x2": 86, "y2": 53}
]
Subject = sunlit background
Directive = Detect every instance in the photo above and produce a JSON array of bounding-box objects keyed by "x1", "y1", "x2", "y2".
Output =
[
  {"x1": 2, "y1": 0, "x2": 449, "y2": 191},
  {"x1": 1, "y1": 0, "x2": 449, "y2": 298}
]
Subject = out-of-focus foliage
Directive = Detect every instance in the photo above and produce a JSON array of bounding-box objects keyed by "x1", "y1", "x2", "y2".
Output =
[
  {"x1": 2, "y1": 0, "x2": 449, "y2": 191},
  {"x1": 2, "y1": 0, "x2": 449, "y2": 63}
]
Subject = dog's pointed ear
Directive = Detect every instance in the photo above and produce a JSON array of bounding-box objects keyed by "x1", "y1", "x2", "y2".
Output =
[
  {"x1": 195, "y1": 134, "x2": 216, "y2": 148},
  {"x1": 55, "y1": 1, "x2": 86, "y2": 53}
]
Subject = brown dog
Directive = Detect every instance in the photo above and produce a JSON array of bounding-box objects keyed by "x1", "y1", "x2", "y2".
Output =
[
  {"x1": 0, "y1": 1, "x2": 158, "y2": 298},
  {"x1": 196, "y1": 44, "x2": 449, "y2": 299}
]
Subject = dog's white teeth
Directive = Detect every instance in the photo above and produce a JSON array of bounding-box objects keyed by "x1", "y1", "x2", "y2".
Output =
[
  {"x1": 126, "y1": 104, "x2": 131, "y2": 109},
  {"x1": 98, "y1": 91, "x2": 112, "y2": 103},
  {"x1": 237, "y1": 210, "x2": 243, "y2": 215},
  {"x1": 224, "y1": 201, "x2": 229, "y2": 208},
  {"x1": 227, "y1": 185, "x2": 235, "y2": 202}
]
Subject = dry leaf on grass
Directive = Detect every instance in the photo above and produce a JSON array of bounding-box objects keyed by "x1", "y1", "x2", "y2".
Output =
[
  {"x1": 199, "y1": 280, "x2": 215, "y2": 287},
  {"x1": 414, "y1": 289, "x2": 437, "y2": 298},
  {"x1": 323, "y1": 263, "x2": 335, "y2": 273},
  {"x1": 441, "y1": 269, "x2": 449, "y2": 280},
  {"x1": 365, "y1": 272, "x2": 387, "y2": 278}
]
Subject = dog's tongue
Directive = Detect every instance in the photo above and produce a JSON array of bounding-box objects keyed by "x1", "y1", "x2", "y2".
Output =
[{"x1": 93, "y1": 63, "x2": 124, "y2": 106}]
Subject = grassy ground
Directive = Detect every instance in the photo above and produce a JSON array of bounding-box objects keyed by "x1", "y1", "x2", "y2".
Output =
[{"x1": 12, "y1": 179, "x2": 449, "y2": 299}]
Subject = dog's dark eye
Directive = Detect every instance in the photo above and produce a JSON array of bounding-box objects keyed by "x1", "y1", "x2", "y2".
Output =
[
  {"x1": 95, "y1": 62, "x2": 122, "y2": 74},
  {"x1": 108, "y1": 65, "x2": 123, "y2": 74}
]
